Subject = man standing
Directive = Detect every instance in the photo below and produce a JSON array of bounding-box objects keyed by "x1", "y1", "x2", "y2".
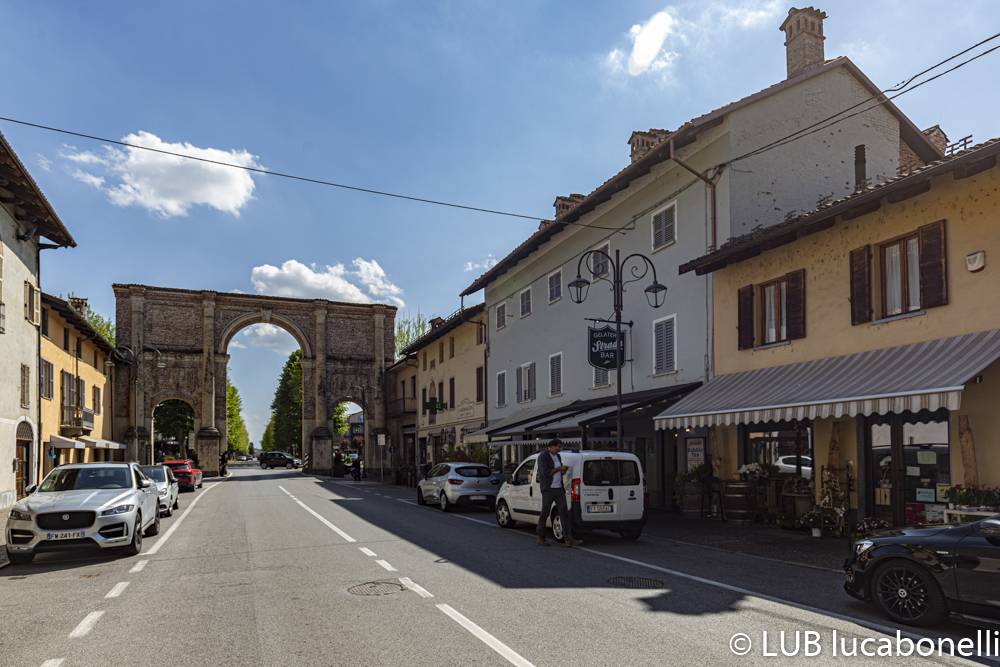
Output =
[{"x1": 536, "y1": 439, "x2": 578, "y2": 547}]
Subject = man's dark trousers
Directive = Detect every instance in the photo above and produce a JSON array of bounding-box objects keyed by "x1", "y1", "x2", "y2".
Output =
[{"x1": 537, "y1": 488, "x2": 572, "y2": 540}]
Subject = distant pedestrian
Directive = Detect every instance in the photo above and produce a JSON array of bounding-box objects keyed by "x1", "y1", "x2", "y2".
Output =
[
  {"x1": 536, "y1": 439, "x2": 578, "y2": 547},
  {"x1": 219, "y1": 452, "x2": 228, "y2": 477}
]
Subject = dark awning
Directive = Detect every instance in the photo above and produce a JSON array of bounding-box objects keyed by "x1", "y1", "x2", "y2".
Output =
[{"x1": 655, "y1": 329, "x2": 1000, "y2": 429}]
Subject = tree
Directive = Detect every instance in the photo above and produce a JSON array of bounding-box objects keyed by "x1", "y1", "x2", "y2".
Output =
[
  {"x1": 153, "y1": 400, "x2": 195, "y2": 449},
  {"x1": 394, "y1": 315, "x2": 428, "y2": 358},
  {"x1": 226, "y1": 379, "x2": 250, "y2": 454},
  {"x1": 331, "y1": 402, "x2": 348, "y2": 436},
  {"x1": 261, "y1": 418, "x2": 275, "y2": 452},
  {"x1": 271, "y1": 350, "x2": 303, "y2": 455},
  {"x1": 85, "y1": 309, "x2": 116, "y2": 347}
]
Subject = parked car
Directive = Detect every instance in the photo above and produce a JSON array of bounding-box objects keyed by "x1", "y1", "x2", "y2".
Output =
[
  {"x1": 142, "y1": 465, "x2": 180, "y2": 517},
  {"x1": 5, "y1": 463, "x2": 161, "y2": 564},
  {"x1": 495, "y1": 450, "x2": 646, "y2": 541},
  {"x1": 259, "y1": 452, "x2": 301, "y2": 469},
  {"x1": 416, "y1": 463, "x2": 500, "y2": 511},
  {"x1": 163, "y1": 459, "x2": 203, "y2": 491},
  {"x1": 845, "y1": 516, "x2": 1000, "y2": 626},
  {"x1": 775, "y1": 455, "x2": 813, "y2": 479},
  {"x1": 237, "y1": 455, "x2": 249, "y2": 462}
]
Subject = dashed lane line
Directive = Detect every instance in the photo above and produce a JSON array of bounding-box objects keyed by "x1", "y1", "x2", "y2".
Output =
[
  {"x1": 40, "y1": 659, "x2": 65, "y2": 667},
  {"x1": 375, "y1": 559, "x2": 397, "y2": 572},
  {"x1": 399, "y1": 577, "x2": 434, "y2": 598},
  {"x1": 68, "y1": 611, "x2": 104, "y2": 638},
  {"x1": 436, "y1": 604, "x2": 534, "y2": 667},
  {"x1": 278, "y1": 485, "x2": 356, "y2": 542},
  {"x1": 104, "y1": 582, "x2": 130, "y2": 599},
  {"x1": 145, "y1": 482, "x2": 221, "y2": 556},
  {"x1": 359, "y1": 547, "x2": 377, "y2": 557},
  {"x1": 128, "y1": 559, "x2": 148, "y2": 574}
]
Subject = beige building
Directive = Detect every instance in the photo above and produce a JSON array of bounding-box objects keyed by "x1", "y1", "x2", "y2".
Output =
[
  {"x1": 38, "y1": 294, "x2": 123, "y2": 476},
  {"x1": 657, "y1": 139, "x2": 1000, "y2": 526},
  {"x1": 384, "y1": 354, "x2": 418, "y2": 482},
  {"x1": 399, "y1": 304, "x2": 487, "y2": 471}
]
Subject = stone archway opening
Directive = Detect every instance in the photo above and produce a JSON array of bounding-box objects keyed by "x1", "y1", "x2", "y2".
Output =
[{"x1": 152, "y1": 399, "x2": 196, "y2": 463}]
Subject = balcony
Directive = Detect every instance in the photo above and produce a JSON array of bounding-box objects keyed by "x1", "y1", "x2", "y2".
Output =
[
  {"x1": 60, "y1": 406, "x2": 95, "y2": 436},
  {"x1": 387, "y1": 397, "x2": 417, "y2": 417}
]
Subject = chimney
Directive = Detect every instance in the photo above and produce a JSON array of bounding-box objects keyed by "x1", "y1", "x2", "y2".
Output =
[
  {"x1": 779, "y1": 7, "x2": 827, "y2": 78},
  {"x1": 854, "y1": 144, "x2": 867, "y2": 191},
  {"x1": 429, "y1": 317, "x2": 445, "y2": 330},
  {"x1": 69, "y1": 295, "x2": 89, "y2": 314},
  {"x1": 553, "y1": 193, "x2": 585, "y2": 218},
  {"x1": 628, "y1": 129, "x2": 671, "y2": 163},
  {"x1": 922, "y1": 125, "x2": 949, "y2": 154}
]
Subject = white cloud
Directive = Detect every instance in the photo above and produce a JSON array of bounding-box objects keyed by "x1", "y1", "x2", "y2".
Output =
[
  {"x1": 250, "y1": 258, "x2": 405, "y2": 307},
  {"x1": 59, "y1": 132, "x2": 261, "y2": 218},
  {"x1": 36, "y1": 154, "x2": 52, "y2": 172},
  {"x1": 715, "y1": 0, "x2": 783, "y2": 29},
  {"x1": 235, "y1": 323, "x2": 298, "y2": 354},
  {"x1": 464, "y1": 254, "x2": 499, "y2": 273},
  {"x1": 627, "y1": 11, "x2": 679, "y2": 76},
  {"x1": 71, "y1": 169, "x2": 105, "y2": 189},
  {"x1": 229, "y1": 339, "x2": 247, "y2": 349}
]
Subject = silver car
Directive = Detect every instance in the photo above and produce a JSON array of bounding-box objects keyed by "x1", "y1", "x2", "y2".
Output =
[
  {"x1": 416, "y1": 462, "x2": 500, "y2": 511},
  {"x1": 5, "y1": 463, "x2": 161, "y2": 565},
  {"x1": 142, "y1": 465, "x2": 180, "y2": 517}
]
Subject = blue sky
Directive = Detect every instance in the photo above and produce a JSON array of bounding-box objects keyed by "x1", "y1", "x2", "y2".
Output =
[{"x1": 3, "y1": 1, "x2": 998, "y2": 442}]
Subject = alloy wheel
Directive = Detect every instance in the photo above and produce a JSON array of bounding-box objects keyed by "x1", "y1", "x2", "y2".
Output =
[
  {"x1": 496, "y1": 501, "x2": 510, "y2": 527},
  {"x1": 875, "y1": 566, "x2": 930, "y2": 621},
  {"x1": 551, "y1": 508, "x2": 564, "y2": 541}
]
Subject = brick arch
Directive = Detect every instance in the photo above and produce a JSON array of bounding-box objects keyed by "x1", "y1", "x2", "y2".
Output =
[{"x1": 216, "y1": 310, "x2": 313, "y2": 358}]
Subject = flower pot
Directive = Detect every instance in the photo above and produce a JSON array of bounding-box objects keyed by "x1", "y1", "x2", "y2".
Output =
[{"x1": 811, "y1": 527, "x2": 822, "y2": 538}]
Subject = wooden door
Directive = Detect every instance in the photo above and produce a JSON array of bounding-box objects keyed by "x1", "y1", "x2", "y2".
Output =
[{"x1": 15, "y1": 440, "x2": 29, "y2": 498}]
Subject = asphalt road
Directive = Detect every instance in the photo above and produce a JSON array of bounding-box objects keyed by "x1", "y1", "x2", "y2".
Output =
[{"x1": 0, "y1": 465, "x2": 990, "y2": 666}]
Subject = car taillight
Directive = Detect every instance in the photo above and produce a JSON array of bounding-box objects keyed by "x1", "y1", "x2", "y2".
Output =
[
  {"x1": 571, "y1": 478, "x2": 581, "y2": 503},
  {"x1": 448, "y1": 478, "x2": 464, "y2": 485}
]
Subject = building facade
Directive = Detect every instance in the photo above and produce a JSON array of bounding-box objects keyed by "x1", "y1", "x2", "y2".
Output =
[
  {"x1": 385, "y1": 354, "x2": 418, "y2": 483},
  {"x1": 38, "y1": 294, "x2": 122, "y2": 477},
  {"x1": 657, "y1": 139, "x2": 1000, "y2": 526},
  {"x1": 461, "y1": 6, "x2": 941, "y2": 507}
]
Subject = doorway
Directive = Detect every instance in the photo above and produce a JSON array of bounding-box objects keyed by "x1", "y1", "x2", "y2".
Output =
[{"x1": 15, "y1": 421, "x2": 33, "y2": 498}]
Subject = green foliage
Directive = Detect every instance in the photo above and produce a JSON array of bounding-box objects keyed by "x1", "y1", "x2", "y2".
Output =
[
  {"x1": 85, "y1": 308, "x2": 116, "y2": 347},
  {"x1": 261, "y1": 418, "x2": 275, "y2": 452},
  {"x1": 270, "y1": 350, "x2": 303, "y2": 455},
  {"x1": 226, "y1": 379, "x2": 250, "y2": 454},
  {"x1": 153, "y1": 400, "x2": 195, "y2": 445},
  {"x1": 394, "y1": 314, "x2": 428, "y2": 358},
  {"x1": 331, "y1": 402, "x2": 348, "y2": 436}
]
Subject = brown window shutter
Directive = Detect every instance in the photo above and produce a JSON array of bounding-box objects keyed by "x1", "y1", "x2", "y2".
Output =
[
  {"x1": 919, "y1": 219, "x2": 948, "y2": 309},
  {"x1": 737, "y1": 284, "x2": 754, "y2": 350},
  {"x1": 785, "y1": 269, "x2": 806, "y2": 340},
  {"x1": 849, "y1": 245, "x2": 872, "y2": 325}
]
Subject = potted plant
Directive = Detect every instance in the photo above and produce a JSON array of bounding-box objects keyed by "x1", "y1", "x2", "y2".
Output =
[
  {"x1": 799, "y1": 508, "x2": 826, "y2": 537},
  {"x1": 855, "y1": 516, "x2": 890, "y2": 537}
]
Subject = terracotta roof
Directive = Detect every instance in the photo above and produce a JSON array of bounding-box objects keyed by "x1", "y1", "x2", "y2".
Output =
[
  {"x1": 42, "y1": 292, "x2": 114, "y2": 353},
  {"x1": 461, "y1": 57, "x2": 941, "y2": 297},
  {"x1": 679, "y1": 137, "x2": 1000, "y2": 276},
  {"x1": 399, "y1": 303, "x2": 485, "y2": 356},
  {"x1": 0, "y1": 133, "x2": 75, "y2": 247}
]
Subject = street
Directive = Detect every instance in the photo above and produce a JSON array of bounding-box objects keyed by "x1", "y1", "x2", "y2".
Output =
[{"x1": 0, "y1": 465, "x2": 986, "y2": 667}]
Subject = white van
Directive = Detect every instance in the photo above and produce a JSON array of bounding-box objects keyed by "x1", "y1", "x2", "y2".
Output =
[{"x1": 494, "y1": 450, "x2": 645, "y2": 541}]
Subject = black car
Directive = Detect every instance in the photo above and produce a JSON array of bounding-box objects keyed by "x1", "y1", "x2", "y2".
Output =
[
  {"x1": 259, "y1": 452, "x2": 301, "y2": 469},
  {"x1": 845, "y1": 516, "x2": 1000, "y2": 626}
]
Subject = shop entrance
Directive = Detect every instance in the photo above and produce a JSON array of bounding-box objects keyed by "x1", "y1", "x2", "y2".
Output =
[{"x1": 867, "y1": 409, "x2": 950, "y2": 526}]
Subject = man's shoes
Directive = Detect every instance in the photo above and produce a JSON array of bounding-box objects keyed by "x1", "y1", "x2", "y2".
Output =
[{"x1": 536, "y1": 537, "x2": 550, "y2": 547}]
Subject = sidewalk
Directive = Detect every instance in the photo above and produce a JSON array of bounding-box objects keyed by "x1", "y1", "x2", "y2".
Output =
[{"x1": 642, "y1": 511, "x2": 852, "y2": 572}]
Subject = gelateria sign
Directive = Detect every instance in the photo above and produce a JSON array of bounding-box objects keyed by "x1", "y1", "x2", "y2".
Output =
[{"x1": 588, "y1": 325, "x2": 625, "y2": 370}]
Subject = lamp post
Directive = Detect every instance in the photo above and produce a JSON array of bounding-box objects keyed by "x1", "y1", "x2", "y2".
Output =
[{"x1": 569, "y1": 248, "x2": 667, "y2": 449}]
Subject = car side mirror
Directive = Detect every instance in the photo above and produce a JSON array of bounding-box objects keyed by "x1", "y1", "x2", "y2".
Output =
[
  {"x1": 25, "y1": 484, "x2": 37, "y2": 495},
  {"x1": 140, "y1": 479, "x2": 153, "y2": 488},
  {"x1": 981, "y1": 519, "x2": 1000, "y2": 539}
]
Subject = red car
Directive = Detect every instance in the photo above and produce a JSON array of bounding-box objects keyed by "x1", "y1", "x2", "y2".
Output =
[{"x1": 163, "y1": 459, "x2": 203, "y2": 491}]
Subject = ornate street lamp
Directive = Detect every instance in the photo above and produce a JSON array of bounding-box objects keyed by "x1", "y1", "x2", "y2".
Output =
[{"x1": 570, "y1": 248, "x2": 667, "y2": 449}]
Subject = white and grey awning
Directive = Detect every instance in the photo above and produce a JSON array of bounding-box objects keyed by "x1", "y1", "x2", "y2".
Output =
[
  {"x1": 655, "y1": 329, "x2": 1000, "y2": 430},
  {"x1": 79, "y1": 436, "x2": 127, "y2": 450},
  {"x1": 49, "y1": 434, "x2": 86, "y2": 449}
]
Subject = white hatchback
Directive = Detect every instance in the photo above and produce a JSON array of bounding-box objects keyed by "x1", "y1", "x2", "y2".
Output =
[{"x1": 494, "y1": 450, "x2": 645, "y2": 541}]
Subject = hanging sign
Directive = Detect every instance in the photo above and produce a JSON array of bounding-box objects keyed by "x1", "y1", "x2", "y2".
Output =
[{"x1": 588, "y1": 325, "x2": 625, "y2": 369}]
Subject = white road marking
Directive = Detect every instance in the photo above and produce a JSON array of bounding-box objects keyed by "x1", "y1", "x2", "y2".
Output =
[
  {"x1": 436, "y1": 604, "x2": 534, "y2": 667},
  {"x1": 395, "y1": 498, "x2": 415, "y2": 504},
  {"x1": 128, "y1": 559, "x2": 148, "y2": 573},
  {"x1": 278, "y1": 486, "x2": 356, "y2": 542},
  {"x1": 399, "y1": 577, "x2": 434, "y2": 598},
  {"x1": 359, "y1": 547, "x2": 377, "y2": 557},
  {"x1": 104, "y1": 581, "x2": 130, "y2": 598},
  {"x1": 375, "y1": 559, "x2": 397, "y2": 572},
  {"x1": 40, "y1": 659, "x2": 65, "y2": 667},
  {"x1": 145, "y1": 482, "x2": 220, "y2": 556},
  {"x1": 68, "y1": 611, "x2": 104, "y2": 638}
]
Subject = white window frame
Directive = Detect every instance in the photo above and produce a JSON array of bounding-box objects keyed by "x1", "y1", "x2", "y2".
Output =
[
  {"x1": 652, "y1": 313, "x2": 678, "y2": 376},
  {"x1": 592, "y1": 366, "x2": 611, "y2": 388},
  {"x1": 547, "y1": 269, "x2": 562, "y2": 304},
  {"x1": 650, "y1": 200, "x2": 678, "y2": 252},
  {"x1": 519, "y1": 287, "x2": 532, "y2": 318},
  {"x1": 548, "y1": 352, "x2": 563, "y2": 397},
  {"x1": 495, "y1": 302, "x2": 507, "y2": 330},
  {"x1": 590, "y1": 241, "x2": 611, "y2": 278},
  {"x1": 495, "y1": 370, "x2": 507, "y2": 408},
  {"x1": 516, "y1": 362, "x2": 536, "y2": 403}
]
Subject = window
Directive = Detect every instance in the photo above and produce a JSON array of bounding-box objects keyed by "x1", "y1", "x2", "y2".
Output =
[
  {"x1": 421, "y1": 387, "x2": 427, "y2": 415},
  {"x1": 399, "y1": 380, "x2": 406, "y2": 400},
  {"x1": 475, "y1": 366, "x2": 484, "y2": 403},
  {"x1": 592, "y1": 242, "x2": 610, "y2": 278},
  {"x1": 593, "y1": 366, "x2": 610, "y2": 388},
  {"x1": 513, "y1": 459, "x2": 535, "y2": 485},
  {"x1": 20, "y1": 364, "x2": 30, "y2": 408},
  {"x1": 449, "y1": 336, "x2": 455, "y2": 358},
  {"x1": 410, "y1": 376, "x2": 416, "y2": 399},
  {"x1": 519, "y1": 288, "x2": 532, "y2": 317},
  {"x1": 583, "y1": 460, "x2": 640, "y2": 486},
  {"x1": 516, "y1": 363, "x2": 536, "y2": 403},
  {"x1": 39, "y1": 359, "x2": 54, "y2": 400},
  {"x1": 448, "y1": 377, "x2": 455, "y2": 409},
  {"x1": 93, "y1": 349, "x2": 99, "y2": 367},
  {"x1": 23, "y1": 282, "x2": 40, "y2": 325},
  {"x1": 438, "y1": 381, "x2": 444, "y2": 408},
  {"x1": 653, "y1": 315, "x2": 676, "y2": 374},
  {"x1": 76, "y1": 378, "x2": 85, "y2": 408},
  {"x1": 548, "y1": 270, "x2": 562, "y2": 303},
  {"x1": 738, "y1": 269, "x2": 806, "y2": 350},
  {"x1": 41, "y1": 307, "x2": 49, "y2": 337},
  {"x1": 93, "y1": 386, "x2": 102, "y2": 415},
  {"x1": 548, "y1": 353, "x2": 562, "y2": 396},
  {"x1": 880, "y1": 233, "x2": 921, "y2": 317},
  {"x1": 438, "y1": 341, "x2": 444, "y2": 363},
  {"x1": 651, "y1": 202, "x2": 677, "y2": 250},
  {"x1": 496, "y1": 371, "x2": 507, "y2": 408},
  {"x1": 495, "y1": 303, "x2": 506, "y2": 330},
  {"x1": 63, "y1": 328, "x2": 70, "y2": 352},
  {"x1": 760, "y1": 279, "x2": 788, "y2": 344}
]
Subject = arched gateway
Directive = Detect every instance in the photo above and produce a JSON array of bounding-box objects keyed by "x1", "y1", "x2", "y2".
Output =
[{"x1": 111, "y1": 284, "x2": 395, "y2": 476}]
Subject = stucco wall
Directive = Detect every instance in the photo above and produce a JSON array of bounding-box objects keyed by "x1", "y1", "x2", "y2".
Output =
[{"x1": 415, "y1": 319, "x2": 487, "y2": 444}]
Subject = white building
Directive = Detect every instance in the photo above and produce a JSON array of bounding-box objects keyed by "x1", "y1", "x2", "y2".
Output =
[
  {"x1": 462, "y1": 7, "x2": 944, "y2": 507},
  {"x1": 0, "y1": 133, "x2": 76, "y2": 563}
]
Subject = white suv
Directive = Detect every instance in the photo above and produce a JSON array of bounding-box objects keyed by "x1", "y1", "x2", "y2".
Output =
[{"x1": 495, "y1": 450, "x2": 645, "y2": 541}]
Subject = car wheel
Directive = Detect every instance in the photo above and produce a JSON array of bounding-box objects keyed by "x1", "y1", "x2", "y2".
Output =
[
  {"x1": 416, "y1": 487, "x2": 425, "y2": 505},
  {"x1": 550, "y1": 506, "x2": 565, "y2": 542},
  {"x1": 163, "y1": 505, "x2": 172, "y2": 518},
  {"x1": 9, "y1": 552, "x2": 34, "y2": 565},
  {"x1": 872, "y1": 560, "x2": 947, "y2": 626},
  {"x1": 145, "y1": 512, "x2": 161, "y2": 537},
  {"x1": 619, "y1": 528, "x2": 642, "y2": 541},
  {"x1": 439, "y1": 492, "x2": 450, "y2": 512},
  {"x1": 496, "y1": 500, "x2": 515, "y2": 528},
  {"x1": 124, "y1": 516, "x2": 143, "y2": 556},
  {"x1": 173, "y1": 498, "x2": 179, "y2": 510},
  {"x1": 198, "y1": 479, "x2": 203, "y2": 488}
]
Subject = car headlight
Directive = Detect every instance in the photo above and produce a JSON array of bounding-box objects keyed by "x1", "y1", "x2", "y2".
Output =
[
  {"x1": 9, "y1": 508, "x2": 31, "y2": 521},
  {"x1": 854, "y1": 539, "x2": 874, "y2": 555},
  {"x1": 100, "y1": 504, "x2": 136, "y2": 516},
  {"x1": 158, "y1": 488, "x2": 168, "y2": 497}
]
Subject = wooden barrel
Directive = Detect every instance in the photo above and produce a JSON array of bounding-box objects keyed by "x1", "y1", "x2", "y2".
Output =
[{"x1": 724, "y1": 481, "x2": 757, "y2": 523}]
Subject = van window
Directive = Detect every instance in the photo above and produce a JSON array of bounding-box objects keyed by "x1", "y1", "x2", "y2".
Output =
[
  {"x1": 583, "y1": 460, "x2": 640, "y2": 486},
  {"x1": 513, "y1": 459, "x2": 535, "y2": 485},
  {"x1": 455, "y1": 466, "x2": 491, "y2": 478}
]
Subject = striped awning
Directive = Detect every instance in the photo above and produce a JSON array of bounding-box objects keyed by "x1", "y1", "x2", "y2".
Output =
[
  {"x1": 655, "y1": 329, "x2": 1000, "y2": 430},
  {"x1": 49, "y1": 434, "x2": 86, "y2": 449},
  {"x1": 79, "y1": 437, "x2": 126, "y2": 450}
]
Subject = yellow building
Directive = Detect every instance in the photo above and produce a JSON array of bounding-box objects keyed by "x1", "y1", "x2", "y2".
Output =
[
  {"x1": 38, "y1": 293, "x2": 122, "y2": 476},
  {"x1": 657, "y1": 139, "x2": 1000, "y2": 527}
]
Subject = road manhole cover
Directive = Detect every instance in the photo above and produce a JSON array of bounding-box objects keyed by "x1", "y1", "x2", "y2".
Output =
[
  {"x1": 607, "y1": 576, "x2": 665, "y2": 589},
  {"x1": 348, "y1": 581, "x2": 405, "y2": 596}
]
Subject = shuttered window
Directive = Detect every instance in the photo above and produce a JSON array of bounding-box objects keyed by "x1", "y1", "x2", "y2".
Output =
[
  {"x1": 918, "y1": 220, "x2": 947, "y2": 309},
  {"x1": 449, "y1": 336, "x2": 455, "y2": 359},
  {"x1": 495, "y1": 303, "x2": 506, "y2": 330},
  {"x1": 448, "y1": 377, "x2": 455, "y2": 409},
  {"x1": 849, "y1": 245, "x2": 873, "y2": 325},
  {"x1": 20, "y1": 364, "x2": 30, "y2": 408},
  {"x1": 592, "y1": 243, "x2": 610, "y2": 277},
  {"x1": 496, "y1": 371, "x2": 506, "y2": 407},
  {"x1": 549, "y1": 353, "x2": 562, "y2": 396},
  {"x1": 737, "y1": 285, "x2": 754, "y2": 350},
  {"x1": 516, "y1": 363, "x2": 536, "y2": 402},
  {"x1": 475, "y1": 366, "x2": 484, "y2": 402},
  {"x1": 653, "y1": 316, "x2": 676, "y2": 374},
  {"x1": 758, "y1": 270, "x2": 806, "y2": 344},
  {"x1": 39, "y1": 359, "x2": 54, "y2": 400},
  {"x1": 93, "y1": 386, "x2": 102, "y2": 415},
  {"x1": 548, "y1": 270, "x2": 562, "y2": 303},
  {"x1": 519, "y1": 288, "x2": 532, "y2": 317},
  {"x1": 421, "y1": 387, "x2": 427, "y2": 415},
  {"x1": 23, "y1": 282, "x2": 40, "y2": 325},
  {"x1": 651, "y1": 203, "x2": 676, "y2": 250},
  {"x1": 593, "y1": 366, "x2": 610, "y2": 387},
  {"x1": 785, "y1": 269, "x2": 806, "y2": 340}
]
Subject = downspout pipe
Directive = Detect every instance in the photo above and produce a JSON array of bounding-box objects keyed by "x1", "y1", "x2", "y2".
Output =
[{"x1": 668, "y1": 139, "x2": 719, "y2": 251}]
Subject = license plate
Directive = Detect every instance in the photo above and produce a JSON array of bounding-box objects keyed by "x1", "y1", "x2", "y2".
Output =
[
  {"x1": 587, "y1": 504, "x2": 613, "y2": 513},
  {"x1": 46, "y1": 531, "x2": 85, "y2": 541},
  {"x1": 469, "y1": 495, "x2": 487, "y2": 501}
]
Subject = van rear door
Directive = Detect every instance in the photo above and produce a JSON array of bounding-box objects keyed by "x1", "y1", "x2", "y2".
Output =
[{"x1": 579, "y1": 457, "x2": 644, "y2": 523}]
